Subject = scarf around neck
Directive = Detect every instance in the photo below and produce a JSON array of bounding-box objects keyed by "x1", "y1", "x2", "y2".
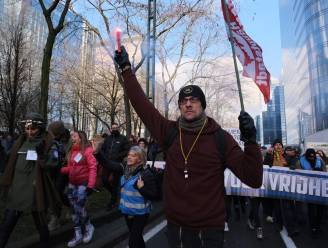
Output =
[
  {"x1": 179, "y1": 112, "x2": 207, "y2": 132},
  {"x1": 273, "y1": 150, "x2": 287, "y2": 167},
  {"x1": 124, "y1": 164, "x2": 143, "y2": 180}
]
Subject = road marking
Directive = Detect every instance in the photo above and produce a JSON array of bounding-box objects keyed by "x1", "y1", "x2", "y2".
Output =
[
  {"x1": 144, "y1": 220, "x2": 167, "y2": 242},
  {"x1": 280, "y1": 226, "x2": 297, "y2": 248}
]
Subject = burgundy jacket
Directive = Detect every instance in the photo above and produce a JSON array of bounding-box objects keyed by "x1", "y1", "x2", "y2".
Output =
[{"x1": 122, "y1": 69, "x2": 263, "y2": 229}]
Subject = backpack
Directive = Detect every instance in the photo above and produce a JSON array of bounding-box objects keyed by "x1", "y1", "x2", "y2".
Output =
[
  {"x1": 141, "y1": 165, "x2": 164, "y2": 201},
  {"x1": 148, "y1": 126, "x2": 227, "y2": 201},
  {"x1": 50, "y1": 140, "x2": 66, "y2": 168}
]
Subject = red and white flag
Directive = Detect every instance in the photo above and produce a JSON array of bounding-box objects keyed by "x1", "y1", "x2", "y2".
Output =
[{"x1": 221, "y1": 0, "x2": 271, "y2": 103}]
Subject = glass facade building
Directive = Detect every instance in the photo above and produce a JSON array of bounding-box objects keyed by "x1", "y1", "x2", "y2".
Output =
[
  {"x1": 279, "y1": 0, "x2": 328, "y2": 144},
  {"x1": 0, "y1": 0, "x2": 97, "y2": 133},
  {"x1": 261, "y1": 85, "x2": 287, "y2": 146}
]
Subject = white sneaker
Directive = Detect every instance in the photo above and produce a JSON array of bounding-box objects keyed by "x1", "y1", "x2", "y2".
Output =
[
  {"x1": 247, "y1": 218, "x2": 255, "y2": 230},
  {"x1": 83, "y1": 223, "x2": 95, "y2": 243},
  {"x1": 68, "y1": 228, "x2": 82, "y2": 247},
  {"x1": 266, "y1": 216, "x2": 274, "y2": 223},
  {"x1": 256, "y1": 227, "x2": 263, "y2": 239},
  {"x1": 48, "y1": 215, "x2": 60, "y2": 231},
  {"x1": 224, "y1": 222, "x2": 229, "y2": 232}
]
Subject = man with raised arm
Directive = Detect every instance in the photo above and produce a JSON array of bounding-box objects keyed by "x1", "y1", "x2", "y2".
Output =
[{"x1": 114, "y1": 47, "x2": 263, "y2": 248}]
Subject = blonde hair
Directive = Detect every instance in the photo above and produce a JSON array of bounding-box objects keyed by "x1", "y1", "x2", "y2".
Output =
[{"x1": 129, "y1": 146, "x2": 147, "y2": 165}]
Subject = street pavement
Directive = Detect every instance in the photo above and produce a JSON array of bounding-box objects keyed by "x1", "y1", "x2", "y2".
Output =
[
  {"x1": 5, "y1": 200, "x2": 328, "y2": 247},
  {"x1": 117, "y1": 202, "x2": 328, "y2": 248}
]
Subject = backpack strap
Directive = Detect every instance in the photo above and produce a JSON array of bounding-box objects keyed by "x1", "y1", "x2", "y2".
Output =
[{"x1": 214, "y1": 128, "x2": 226, "y2": 168}]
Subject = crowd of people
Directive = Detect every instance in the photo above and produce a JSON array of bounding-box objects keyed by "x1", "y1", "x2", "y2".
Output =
[
  {"x1": 0, "y1": 115, "x2": 165, "y2": 248},
  {"x1": 224, "y1": 140, "x2": 328, "y2": 241},
  {"x1": 0, "y1": 45, "x2": 326, "y2": 248}
]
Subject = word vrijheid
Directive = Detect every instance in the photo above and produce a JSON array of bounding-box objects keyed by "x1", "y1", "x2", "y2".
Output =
[{"x1": 224, "y1": 165, "x2": 328, "y2": 205}]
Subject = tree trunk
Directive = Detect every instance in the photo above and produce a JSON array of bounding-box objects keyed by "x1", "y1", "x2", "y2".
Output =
[
  {"x1": 39, "y1": 32, "x2": 55, "y2": 120},
  {"x1": 164, "y1": 88, "x2": 169, "y2": 118},
  {"x1": 8, "y1": 33, "x2": 22, "y2": 135}
]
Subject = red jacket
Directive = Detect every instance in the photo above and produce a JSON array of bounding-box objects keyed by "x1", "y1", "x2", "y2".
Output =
[
  {"x1": 61, "y1": 145, "x2": 97, "y2": 188},
  {"x1": 122, "y1": 69, "x2": 263, "y2": 229}
]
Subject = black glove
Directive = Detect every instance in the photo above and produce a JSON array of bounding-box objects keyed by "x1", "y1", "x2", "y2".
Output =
[
  {"x1": 238, "y1": 111, "x2": 257, "y2": 144},
  {"x1": 114, "y1": 46, "x2": 131, "y2": 72}
]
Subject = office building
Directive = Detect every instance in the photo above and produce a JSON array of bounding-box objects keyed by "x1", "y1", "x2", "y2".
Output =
[
  {"x1": 279, "y1": 0, "x2": 328, "y2": 144},
  {"x1": 261, "y1": 85, "x2": 287, "y2": 146}
]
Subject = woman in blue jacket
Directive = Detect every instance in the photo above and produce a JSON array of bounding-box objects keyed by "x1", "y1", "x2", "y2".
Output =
[{"x1": 94, "y1": 145, "x2": 158, "y2": 248}]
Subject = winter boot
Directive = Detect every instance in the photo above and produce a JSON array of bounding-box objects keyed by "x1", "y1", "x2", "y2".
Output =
[
  {"x1": 67, "y1": 227, "x2": 82, "y2": 247},
  {"x1": 83, "y1": 223, "x2": 95, "y2": 243}
]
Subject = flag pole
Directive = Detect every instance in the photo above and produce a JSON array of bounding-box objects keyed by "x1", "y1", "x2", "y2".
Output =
[{"x1": 223, "y1": 0, "x2": 245, "y2": 111}]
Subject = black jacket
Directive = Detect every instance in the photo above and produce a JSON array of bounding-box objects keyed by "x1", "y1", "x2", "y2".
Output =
[
  {"x1": 100, "y1": 133, "x2": 130, "y2": 163},
  {"x1": 94, "y1": 152, "x2": 159, "y2": 200}
]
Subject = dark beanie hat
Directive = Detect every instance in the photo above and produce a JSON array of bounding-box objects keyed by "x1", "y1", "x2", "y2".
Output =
[
  {"x1": 272, "y1": 139, "x2": 283, "y2": 148},
  {"x1": 178, "y1": 85, "x2": 206, "y2": 109}
]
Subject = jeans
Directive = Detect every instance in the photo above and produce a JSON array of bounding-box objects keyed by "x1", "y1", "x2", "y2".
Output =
[
  {"x1": 124, "y1": 214, "x2": 149, "y2": 248},
  {"x1": 167, "y1": 222, "x2": 224, "y2": 248}
]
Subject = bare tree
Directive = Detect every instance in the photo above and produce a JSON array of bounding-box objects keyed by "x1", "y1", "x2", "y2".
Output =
[
  {"x1": 0, "y1": 15, "x2": 39, "y2": 135},
  {"x1": 38, "y1": 0, "x2": 72, "y2": 119},
  {"x1": 77, "y1": 0, "x2": 211, "y2": 137}
]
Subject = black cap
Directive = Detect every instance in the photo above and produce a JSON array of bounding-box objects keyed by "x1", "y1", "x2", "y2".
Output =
[{"x1": 178, "y1": 85, "x2": 206, "y2": 109}]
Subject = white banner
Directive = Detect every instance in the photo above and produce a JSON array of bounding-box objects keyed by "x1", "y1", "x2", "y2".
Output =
[
  {"x1": 148, "y1": 161, "x2": 328, "y2": 205},
  {"x1": 225, "y1": 165, "x2": 328, "y2": 205}
]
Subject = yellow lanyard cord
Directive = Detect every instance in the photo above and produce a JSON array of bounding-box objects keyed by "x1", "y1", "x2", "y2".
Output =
[{"x1": 179, "y1": 118, "x2": 207, "y2": 165}]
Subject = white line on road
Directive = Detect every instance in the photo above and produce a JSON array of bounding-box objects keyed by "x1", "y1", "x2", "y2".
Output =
[
  {"x1": 143, "y1": 220, "x2": 168, "y2": 242},
  {"x1": 280, "y1": 226, "x2": 297, "y2": 248}
]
